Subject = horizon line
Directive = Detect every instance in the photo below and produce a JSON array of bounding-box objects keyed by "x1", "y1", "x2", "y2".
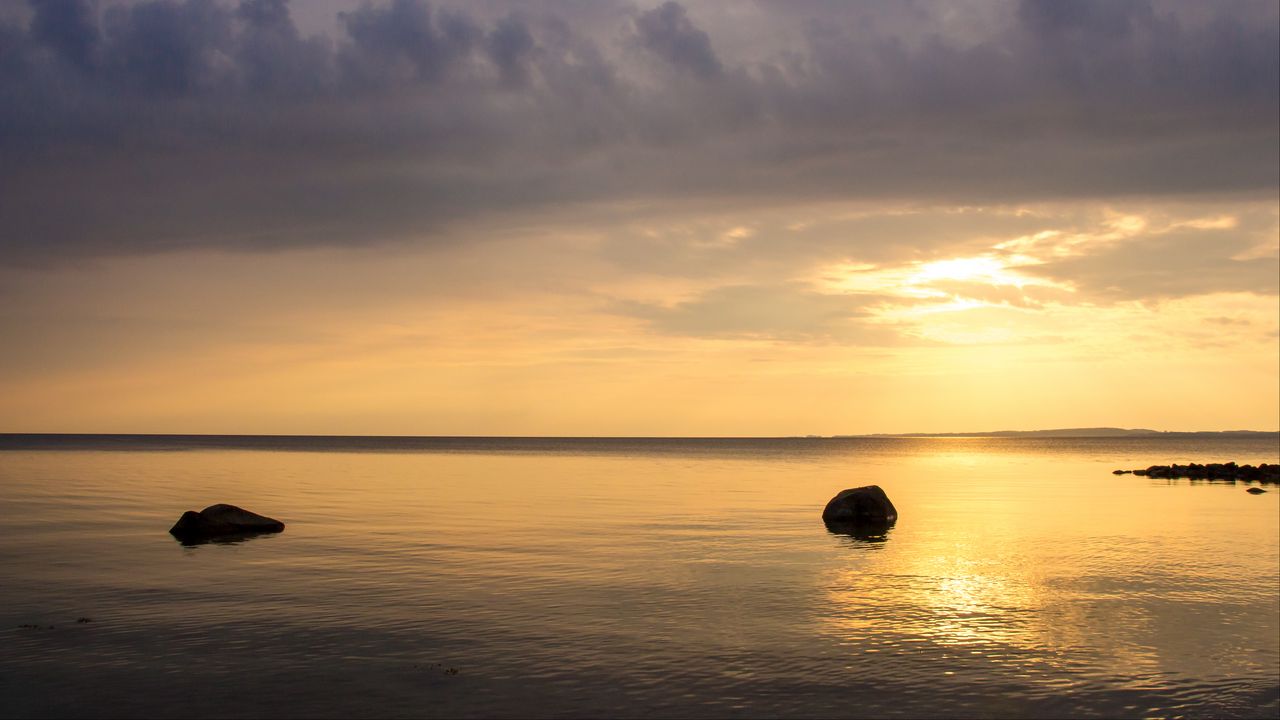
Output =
[{"x1": 1, "y1": 429, "x2": 1277, "y2": 440}]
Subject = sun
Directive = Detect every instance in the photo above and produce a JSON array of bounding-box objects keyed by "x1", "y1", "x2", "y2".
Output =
[
  {"x1": 816, "y1": 252, "x2": 1072, "y2": 319},
  {"x1": 910, "y1": 256, "x2": 1024, "y2": 287}
]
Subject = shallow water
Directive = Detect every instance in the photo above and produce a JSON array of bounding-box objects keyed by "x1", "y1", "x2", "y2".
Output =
[{"x1": 0, "y1": 435, "x2": 1277, "y2": 719}]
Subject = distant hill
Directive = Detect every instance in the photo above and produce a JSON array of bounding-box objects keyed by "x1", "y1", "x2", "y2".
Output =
[{"x1": 842, "y1": 428, "x2": 1279, "y2": 439}]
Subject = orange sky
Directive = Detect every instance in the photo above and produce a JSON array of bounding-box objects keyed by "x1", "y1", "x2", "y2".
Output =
[
  {"x1": 0, "y1": 1, "x2": 1276, "y2": 434},
  {"x1": 2, "y1": 198, "x2": 1275, "y2": 435}
]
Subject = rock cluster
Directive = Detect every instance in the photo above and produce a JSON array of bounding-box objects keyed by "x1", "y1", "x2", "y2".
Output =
[{"x1": 1119, "y1": 462, "x2": 1279, "y2": 483}]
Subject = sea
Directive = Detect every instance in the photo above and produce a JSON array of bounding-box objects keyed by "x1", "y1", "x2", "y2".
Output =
[{"x1": 0, "y1": 434, "x2": 1277, "y2": 719}]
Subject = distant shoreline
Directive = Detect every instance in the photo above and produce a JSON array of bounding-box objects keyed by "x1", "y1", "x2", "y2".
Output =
[
  {"x1": 843, "y1": 428, "x2": 1280, "y2": 439},
  {"x1": 0, "y1": 429, "x2": 1276, "y2": 446}
]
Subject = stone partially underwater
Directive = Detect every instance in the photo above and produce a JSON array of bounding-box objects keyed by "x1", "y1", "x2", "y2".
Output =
[
  {"x1": 822, "y1": 485, "x2": 898, "y2": 537},
  {"x1": 169, "y1": 504, "x2": 285, "y2": 543},
  {"x1": 1115, "y1": 462, "x2": 1279, "y2": 483}
]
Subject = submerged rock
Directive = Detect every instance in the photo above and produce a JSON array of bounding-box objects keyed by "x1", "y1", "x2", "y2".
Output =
[
  {"x1": 169, "y1": 504, "x2": 285, "y2": 541},
  {"x1": 822, "y1": 485, "x2": 898, "y2": 526}
]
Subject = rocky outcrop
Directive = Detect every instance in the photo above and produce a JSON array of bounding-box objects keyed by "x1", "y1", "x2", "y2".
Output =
[
  {"x1": 822, "y1": 485, "x2": 898, "y2": 526},
  {"x1": 1123, "y1": 463, "x2": 1279, "y2": 483},
  {"x1": 169, "y1": 504, "x2": 285, "y2": 541}
]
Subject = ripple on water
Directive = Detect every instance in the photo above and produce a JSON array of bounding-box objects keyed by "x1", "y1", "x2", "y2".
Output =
[{"x1": 0, "y1": 440, "x2": 1276, "y2": 718}]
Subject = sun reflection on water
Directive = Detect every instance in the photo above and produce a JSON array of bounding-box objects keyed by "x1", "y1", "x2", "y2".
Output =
[{"x1": 821, "y1": 551, "x2": 1041, "y2": 654}]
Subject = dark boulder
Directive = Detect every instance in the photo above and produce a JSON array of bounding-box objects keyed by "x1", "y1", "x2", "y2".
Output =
[
  {"x1": 1246, "y1": 487, "x2": 1267, "y2": 495},
  {"x1": 169, "y1": 504, "x2": 285, "y2": 541},
  {"x1": 822, "y1": 485, "x2": 898, "y2": 526}
]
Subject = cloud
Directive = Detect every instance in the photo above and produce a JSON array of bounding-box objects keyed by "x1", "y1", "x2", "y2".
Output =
[
  {"x1": 921, "y1": 280, "x2": 1075, "y2": 309},
  {"x1": 0, "y1": 0, "x2": 1275, "y2": 265},
  {"x1": 29, "y1": 0, "x2": 98, "y2": 70},
  {"x1": 632, "y1": 1, "x2": 721, "y2": 79},
  {"x1": 338, "y1": 0, "x2": 479, "y2": 85},
  {"x1": 614, "y1": 282, "x2": 906, "y2": 343},
  {"x1": 597, "y1": 203, "x2": 1069, "y2": 286},
  {"x1": 1017, "y1": 0, "x2": 1154, "y2": 37},
  {"x1": 1204, "y1": 316, "x2": 1251, "y2": 327},
  {"x1": 485, "y1": 13, "x2": 535, "y2": 86},
  {"x1": 1027, "y1": 225, "x2": 1280, "y2": 301}
]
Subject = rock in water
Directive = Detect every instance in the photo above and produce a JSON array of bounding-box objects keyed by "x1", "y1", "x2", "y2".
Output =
[
  {"x1": 822, "y1": 485, "x2": 898, "y2": 525},
  {"x1": 169, "y1": 504, "x2": 285, "y2": 540},
  {"x1": 1246, "y1": 487, "x2": 1267, "y2": 495}
]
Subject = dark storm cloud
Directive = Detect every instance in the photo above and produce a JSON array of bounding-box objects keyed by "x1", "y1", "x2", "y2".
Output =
[
  {"x1": 29, "y1": 0, "x2": 97, "y2": 70},
  {"x1": 633, "y1": 1, "x2": 721, "y2": 79},
  {"x1": 485, "y1": 14, "x2": 535, "y2": 86},
  {"x1": 338, "y1": 0, "x2": 480, "y2": 84},
  {"x1": 0, "y1": 0, "x2": 1276, "y2": 264}
]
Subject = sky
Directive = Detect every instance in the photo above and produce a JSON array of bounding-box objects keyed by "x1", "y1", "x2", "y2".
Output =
[{"x1": 0, "y1": 0, "x2": 1277, "y2": 436}]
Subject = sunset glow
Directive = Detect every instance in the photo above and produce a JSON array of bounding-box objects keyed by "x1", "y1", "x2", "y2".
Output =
[
  {"x1": 0, "y1": 0, "x2": 1274, "y2": 436},
  {"x1": 0, "y1": 3, "x2": 1277, "y2": 717},
  {"x1": 912, "y1": 257, "x2": 1019, "y2": 287}
]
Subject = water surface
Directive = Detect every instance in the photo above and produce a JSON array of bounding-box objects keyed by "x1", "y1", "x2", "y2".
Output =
[{"x1": 1, "y1": 435, "x2": 1277, "y2": 718}]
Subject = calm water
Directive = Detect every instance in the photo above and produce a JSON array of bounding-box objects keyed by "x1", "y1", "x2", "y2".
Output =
[{"x1": 0, "y1": 435, "x2": 1277, "y2": 719}]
